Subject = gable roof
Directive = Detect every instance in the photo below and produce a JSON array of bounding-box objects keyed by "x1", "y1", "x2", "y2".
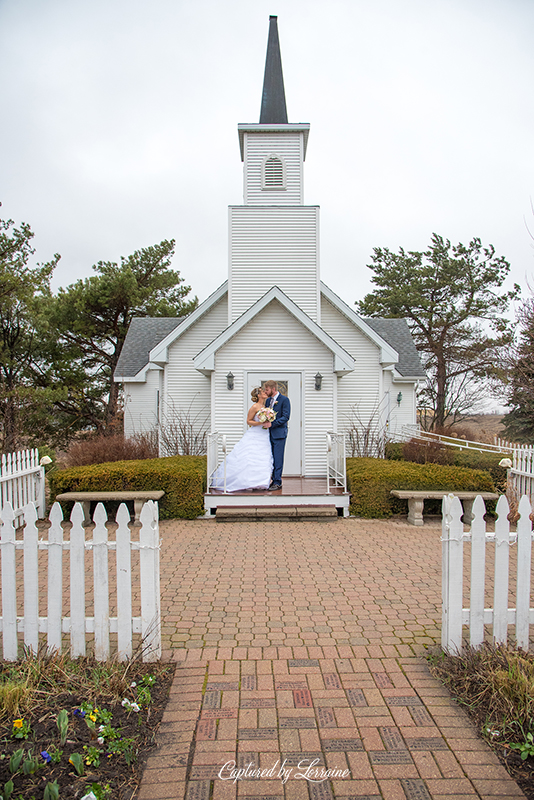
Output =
[
  {"x1": 115, "y1": 317, "x2": 183, "y2": 380},
  {"x1": 320, "y1": 282, "x2": 426, "y2": 379},
  {"x1": 114, "y1": 281, "x2": 228, "y2": 381},
  {"x1": 193, "y1": 286, "x2": 355, "y2": 375},
  {"x1": 114, "y1": 280, "x2": 425, "y2": 383},
  {"x1": 364, "y1": 318, "x2": 426, "y2": 379}
]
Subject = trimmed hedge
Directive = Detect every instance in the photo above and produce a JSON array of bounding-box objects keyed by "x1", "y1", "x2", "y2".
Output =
[
  {"x1": 385, "y1": 442, "x2": 507, "y2": 493},
  {"x1": 347, "y1": 457, "x2": 496, "y2": 518},
  {"x1": 49, "y1": 456, "x2": 207, "y2": 520}
]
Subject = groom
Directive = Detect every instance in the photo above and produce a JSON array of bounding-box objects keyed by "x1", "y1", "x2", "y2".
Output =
[{"x1": 263, "y1": 380, "x2": 291, "y2": 490}]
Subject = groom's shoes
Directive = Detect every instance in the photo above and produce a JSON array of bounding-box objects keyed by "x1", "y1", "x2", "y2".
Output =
[{"x1": 268, "y1": 482, "x2": 282, "y2": 491}]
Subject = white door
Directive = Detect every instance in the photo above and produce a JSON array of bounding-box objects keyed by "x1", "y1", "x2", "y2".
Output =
[{"x1": 247, "y1": 372, "x2": 302, "y2": 476}]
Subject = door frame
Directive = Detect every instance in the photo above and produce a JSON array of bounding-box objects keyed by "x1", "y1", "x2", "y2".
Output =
[{"x1": 246, "y1": 371, "x2": 302, "y2": 476}]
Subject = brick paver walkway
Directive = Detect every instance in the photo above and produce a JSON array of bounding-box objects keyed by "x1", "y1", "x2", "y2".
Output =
[{"x1": 139, "y1": 517, "x2": 525, "y2": 800}]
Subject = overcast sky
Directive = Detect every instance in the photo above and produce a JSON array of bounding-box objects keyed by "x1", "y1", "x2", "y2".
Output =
[{"x1": 1, "y1": 0, "x2": 533, "y2": 316}]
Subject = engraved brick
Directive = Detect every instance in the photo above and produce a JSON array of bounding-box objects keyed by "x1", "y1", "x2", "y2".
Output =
[
  {"x1": 293, "y1": 689, "x2": 313, "y2": 708},
  {"x1": 197, "y1": 718, "x2": 216, "y2": 740},
  {"x1": 185, "y1": 781, "x2": 211, "y2": 800},
  {"x1": 206, "y1": 682, "x2": 240, "y2": 691},
  {"x1": 386, "y1": 696, "x2": 423, "y2": 707},
  {"x1": 401, "y1": 778, "x2": 432, "y2": 800},
  {"x1": 237, "y1": 752, "x2": 260, "y2": 778},
  {"x1": 322, "y1": 738, "x2": 364, "y2": 751},
  {"x1": 279, "y1": 717, "x2": 317, "y2": 728},
  {"x1": 347, "y1": 689, "x2": 368, "y2": 707},
  {"x1": 369, "y1": 751, "x2": 414, "y2": 764},
  {"x1": 410, "y1": 707, "x2": 434, "y2": 726},
  {"x1": 289, "y1": 659, "x2": 320, "y2": 667},
  {"x1": 317, "y1": 707, "x2": 336, "y2": 727},
  {"x1": 240, "y1": 698, "x2": 276, "y2": 708},
  {"x1": 308, "y1": 781, "x2": 334, "y2": 800},
  {"x1": 275, "y1": 681, "x2": 308, "y2": 690},
  {"x1": 201, "y1": 709, "x2": 238, "y2": 719},
  {"x1": 380, "y1": 726, "x2": 405, "y2": 751},
  {"x1": 372, "y1": 672, "x2": 394, "y2": 688},
  {"x1": 241, "y1": 675, "x2": 257, "y2": 690},
  {"x1": 239, "y1": 728, "x2": 277, "y2": 739},
  {"x1": 407, "y1": 737, "x2": 448, "y2": 751},
  {"x1": 281, "y1": 752, "x2": 325, "y2": 766},
  {"x1": 190, "y1": 766, "x2": 220, "y2": 780},
  {"x1": 203, "y1": 691, "x2": 221, "y2": 709},
  {"x1": 323, "y1": 673, "x2": 342, "y2": 689}
]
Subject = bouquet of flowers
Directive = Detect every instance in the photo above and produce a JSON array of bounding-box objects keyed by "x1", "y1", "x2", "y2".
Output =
[{"x1": 257, "y1": 407, "x2": 277, "y2": 423}]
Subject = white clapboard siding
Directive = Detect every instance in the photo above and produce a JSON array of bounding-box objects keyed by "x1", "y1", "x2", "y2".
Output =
[
  {"x1": 0, "y1": 501, "x2": 161, "y2": 663},
  {"x1": 382, "y1": 372, "x2": 417, "y2": 435},
  {"x1": 164, "y1": 295, "x2": 228, "y2": 435},
  {"x1": 123, "y1": 369, "x2": 161, "y2": 438},
  {"x1": 213, "y1": 300, "x2": 334, "y2": 475},
  {"x1": 441, "y1": 494, "x2": 534, "y2": 654},
  {"x1": 320, "y1": 298, "x2": 383, "y2": 429},
  {"x1": 243, "y1": 132, "x2": 304, "y2": 205},
  {"x1": 229, "y1": 206, "x2": 319, "y2": 323}
]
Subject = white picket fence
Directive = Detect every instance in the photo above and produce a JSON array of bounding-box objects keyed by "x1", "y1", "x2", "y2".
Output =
[
  {"x1": 442, "y1": 493, "x2": 534, "y2": 654},
  {"x1": 0, "y1": 448, "x2": 46, "y2": 520},
  {"x1": 0, "y1": 500, "x2": 161, "y2": 662}
]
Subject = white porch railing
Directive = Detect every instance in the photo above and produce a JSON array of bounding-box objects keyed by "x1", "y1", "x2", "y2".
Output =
[
  {"x1": 326, "y1": 432, "x2": 346, "y2": 493},
  {"x1": 0, "y1": 500, "x2": 161, "y2": 662},
  {"x1": 441, "y1": 493, "x2": 534, "y2": 654},
  {"x1": 391, "y1": 425, "x2": 513, "y2": 456},
  {"x1": 207, "y1": 431, "x2": 228, "y2": 492},
  {"x1": 0, "y1": 448, "x2": 46, "y2": 520}
]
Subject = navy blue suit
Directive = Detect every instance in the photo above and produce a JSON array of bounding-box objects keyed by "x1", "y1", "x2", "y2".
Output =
[{"x1": 267, "y1": 393, "x2": 291, "y2": 484}]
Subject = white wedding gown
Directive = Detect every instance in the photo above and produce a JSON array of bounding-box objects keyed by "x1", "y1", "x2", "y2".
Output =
[{"x1": 213, "y1": 414, "x2": 273, "y2": 492}]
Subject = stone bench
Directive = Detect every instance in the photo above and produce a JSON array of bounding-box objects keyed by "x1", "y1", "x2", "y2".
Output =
[
  {"x1": 390, "y1": 490, "x2": 499, "y2": 526},
  {"x1": 55, "y1": 491, "x2": 165, "y2": 525}
]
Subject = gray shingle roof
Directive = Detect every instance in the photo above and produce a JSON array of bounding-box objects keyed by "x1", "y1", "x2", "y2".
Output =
[
  {"x1": 363, "y1": 317, "x2": 426, "y2": 378},
  {"x1": 114, "y1": 317, "x2": 184, "y2": 378},
  {"x1": 260, "y1": 16, "x2": 288, "y2": 124}
]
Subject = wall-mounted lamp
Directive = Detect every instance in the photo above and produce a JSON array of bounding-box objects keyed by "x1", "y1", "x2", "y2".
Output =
[
  {"x1": 396, "y1": 392, "x2": 402, "y2": 406},
  {"x1": 227, "y1": 372, "x2": 234, "y2": 390},
  {"x1": 315, "y1": 372, "x2": 323, "y2": 391}
]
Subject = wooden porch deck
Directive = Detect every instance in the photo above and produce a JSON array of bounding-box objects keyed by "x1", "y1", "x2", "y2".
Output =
[{"x1": 204, "y1": 476, "x2": 350, "y2": 517}]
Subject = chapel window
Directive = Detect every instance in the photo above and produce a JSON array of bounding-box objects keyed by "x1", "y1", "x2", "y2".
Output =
[{"x1": 262, "y1": 155, "x2": 286, "y2": 190}]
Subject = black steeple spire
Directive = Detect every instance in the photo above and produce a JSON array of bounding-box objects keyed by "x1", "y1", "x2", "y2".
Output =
[{"x1": 259, "y1": 16, "x2": 288, "y2": 124}]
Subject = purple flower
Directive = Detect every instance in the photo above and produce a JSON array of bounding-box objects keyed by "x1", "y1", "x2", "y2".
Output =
[
  {"x1": 41, "y1": 750, "x2": 52, "y2": 764},
  {"x1": 73, "y1": 708, "x2": 85, "y2": 718}
]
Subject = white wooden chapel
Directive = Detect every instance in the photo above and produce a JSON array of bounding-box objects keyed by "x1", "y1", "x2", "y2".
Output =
[{"x1": 115, "y1": 17, "x2": 425, "y2": 509}]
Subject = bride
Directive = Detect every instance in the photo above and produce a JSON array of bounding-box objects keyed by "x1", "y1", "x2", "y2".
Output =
[{"x1": 213, "y1": 386, "x2": 274, "y2": 492}]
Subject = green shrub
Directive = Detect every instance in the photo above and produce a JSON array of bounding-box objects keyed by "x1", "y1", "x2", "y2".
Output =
[
  {"x1": 385, "y1": 440, "x2": 508, "y2": 494},
  {"x1": 347, "y1": 457, "x2": 496, "y2": 518},
  {"x1": 49, "y1": 456, "x2": 207, "y2": 520}
]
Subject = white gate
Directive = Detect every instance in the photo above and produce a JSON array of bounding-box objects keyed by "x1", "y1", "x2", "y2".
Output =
[
  {"x1": 0, "y1": 500, "x2": 161, "y2": 662},
  {"x1": 442, "y1": 493, "x2": 534, "y2": 654}
]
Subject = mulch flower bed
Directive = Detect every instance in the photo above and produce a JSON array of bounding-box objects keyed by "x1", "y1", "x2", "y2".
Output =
[
  {"x1": 0, "y1": 655, "x2": 175, "y2": 800},
  {"x1": 428, "y1": 644, "x2": 534, "y2": 799}
]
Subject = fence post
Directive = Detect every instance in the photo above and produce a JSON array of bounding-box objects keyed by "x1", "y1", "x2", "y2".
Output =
[
  {"x1": 441, "y1": 494, "x2": 464, "y2": 654},
  {"x1": 493, "y1": 495, "x2": 511, "y2": 645},
  {"x1": 116, "y1": 503, "x2": 133, "y2": 661},
  {"x1": 23, "y1": 503, "x2": 39, "y2": 654},
  {"x1": 1, "y1": 502, "x2": 18, "y2": 660},
  {"x1": 469, "y1": 495, "x2": 487, "y2": 648},
  {"x1": 139, "y1": 500, "x2": 161, "y2": 662},
  {"x1": 93, "y1": 503, "x2": 110, "y2": 661},
  {"x1": 70, "y1": 502, "x2": 86, "y2": 658},
  {"x1": 515, "y1": 495, "x2": 532, "y2": 650},
  {"x1": 47, "y1": 502, "x2": 64, "y2": 654}
]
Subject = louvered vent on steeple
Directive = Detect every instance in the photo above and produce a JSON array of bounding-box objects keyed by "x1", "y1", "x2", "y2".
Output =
[{"x1": 262, "y1": 155, "x2": 285, "y2": 189}]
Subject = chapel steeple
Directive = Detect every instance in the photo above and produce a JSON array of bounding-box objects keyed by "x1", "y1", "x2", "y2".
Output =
[{"x1": 260, "y1": 16, "x2": 288, "y2": 124}]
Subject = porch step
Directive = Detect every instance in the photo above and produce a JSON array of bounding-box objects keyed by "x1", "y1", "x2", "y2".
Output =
[{"x1": 215, "y1": 505, "x2": 338, "y2": 522}]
